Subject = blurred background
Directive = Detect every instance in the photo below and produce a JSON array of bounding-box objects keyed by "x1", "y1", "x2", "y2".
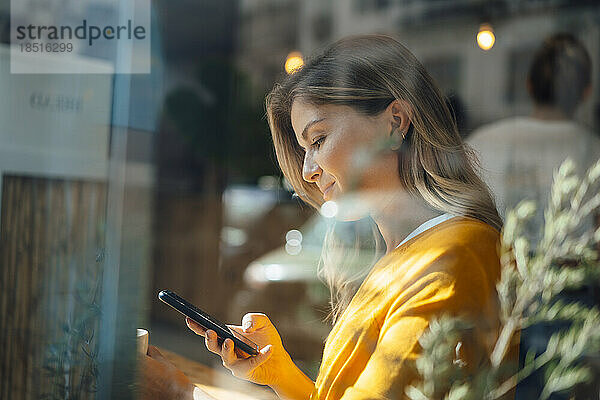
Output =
[{"x1": 1, "y1": 0, "x2": 599, "y2": 398}]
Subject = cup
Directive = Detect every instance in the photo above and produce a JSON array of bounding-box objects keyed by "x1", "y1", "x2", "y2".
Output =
[{"x1": 137, "y1": 328, "x2": 149, "y2": 355}]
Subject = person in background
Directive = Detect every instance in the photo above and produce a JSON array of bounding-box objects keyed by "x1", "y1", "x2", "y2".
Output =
[
  {"x1": 469, "y1": 33, "x2": 600, "y2": 399},
  {"x1": 468, "y1": 33, "x2": 600, "y2": 242},
  {"x1": 139, "y1": 34, "x2": 516, "y2": 400}
]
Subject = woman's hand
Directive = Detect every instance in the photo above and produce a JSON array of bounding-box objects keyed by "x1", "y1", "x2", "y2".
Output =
[
  {"x1": 186, "y1": 313, "x2": 293, "y2": 387},
  {"x1": 138, "y1": 345, "x2": 215, "y2": 400}
]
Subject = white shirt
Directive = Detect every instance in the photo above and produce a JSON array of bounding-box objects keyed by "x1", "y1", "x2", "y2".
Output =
[
  {"x1": 468, "y1": 116, "x2": 600, "y2": 243},
  {"x1": 396, "y1": 213, "x2": 456, "y2": 249}
]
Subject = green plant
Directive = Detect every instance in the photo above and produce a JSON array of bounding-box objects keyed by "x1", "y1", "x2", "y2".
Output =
[
  {"x1": 407, "y1": 158, "x2": 600, "y2": 400},
  {"x1": 40, "y1": 249, "x2": 104, "y2": 400}
]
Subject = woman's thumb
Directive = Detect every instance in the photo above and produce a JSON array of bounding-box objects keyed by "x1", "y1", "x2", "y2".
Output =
[{"x1": 242, "y1": 313, "x2": 270, "y2": 333}]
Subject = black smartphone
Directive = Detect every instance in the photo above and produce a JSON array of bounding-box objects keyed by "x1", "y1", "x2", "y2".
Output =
[{"x1": 158, "y1": 289, "x2": 260, "y2": 357}]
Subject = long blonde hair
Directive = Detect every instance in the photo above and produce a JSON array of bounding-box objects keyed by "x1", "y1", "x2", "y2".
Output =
[{"x1": 265, "y1": 34, "x2": 501, "y2": 324}]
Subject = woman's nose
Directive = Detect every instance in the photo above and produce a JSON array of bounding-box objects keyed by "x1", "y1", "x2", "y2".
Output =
[{"x1": 302, "y1": 154, "x2": 322, "y2": 183}]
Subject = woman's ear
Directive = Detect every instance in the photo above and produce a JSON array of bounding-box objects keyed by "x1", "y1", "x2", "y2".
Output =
[{"x1": 387, "y1": 99, "x2": 412, "y2": 138}]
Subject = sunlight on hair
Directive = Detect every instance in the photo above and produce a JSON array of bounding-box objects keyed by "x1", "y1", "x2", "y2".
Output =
[
  {"x1": 320, "y1": 201, "x2": 338, "y2": 218},
  {"x1": 285, "y1": 51, "x2": 304, "y2": 74}
]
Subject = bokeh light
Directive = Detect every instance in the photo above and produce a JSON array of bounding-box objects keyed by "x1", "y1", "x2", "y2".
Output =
[
  {"x1": 477, "y1": 24, "x2": 495, "y2": 50},
  {"x1": 320, "y1": 201, "x2": 338, "y2": 218},
  {"x1": 284, "y1": 229, "x2": 303, "y2": 255},
  {"x1": 285, "y1": 229, "x2": 303, "y2": 243},
  {"x1": 285, "y1": 242, "x2": 302, "y2": 255}
]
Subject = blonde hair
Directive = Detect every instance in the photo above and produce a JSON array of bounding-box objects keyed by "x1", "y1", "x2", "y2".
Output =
[{"x1": 265, "y1": 34, "x2": 501, "y2": 324}]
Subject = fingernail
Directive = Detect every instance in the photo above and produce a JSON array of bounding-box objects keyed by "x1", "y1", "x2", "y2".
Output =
[{"x1": 224, "y1": 340, "x2": 229, "y2": 349}]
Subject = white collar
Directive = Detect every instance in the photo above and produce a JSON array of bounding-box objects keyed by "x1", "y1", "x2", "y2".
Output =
[{"x1": 395, "y1": 213, "x2": 456, "y2": 249}]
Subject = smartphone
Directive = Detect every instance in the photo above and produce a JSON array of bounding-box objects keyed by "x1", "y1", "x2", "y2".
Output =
[{"x1": 158, "y1": 289, "x2": 260, "y2": 357}]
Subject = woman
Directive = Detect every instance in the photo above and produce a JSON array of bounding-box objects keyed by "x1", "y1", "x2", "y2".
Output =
[{"x1": 141, "y1": 34, "x2": 507, "y2": 400}]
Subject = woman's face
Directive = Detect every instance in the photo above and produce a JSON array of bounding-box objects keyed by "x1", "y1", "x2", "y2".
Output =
[{"x1": 290, "y1": 99, "x2": 407, "y2": 218}]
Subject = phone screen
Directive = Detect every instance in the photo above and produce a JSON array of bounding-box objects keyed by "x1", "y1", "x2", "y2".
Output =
[{"x1": 158, "y1": 289, "x2": 260, "y2": 356}]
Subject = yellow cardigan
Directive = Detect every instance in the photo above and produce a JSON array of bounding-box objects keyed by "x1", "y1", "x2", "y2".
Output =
[{"x1": 311, "y1": 217, "x2": 509, "y2": 399}]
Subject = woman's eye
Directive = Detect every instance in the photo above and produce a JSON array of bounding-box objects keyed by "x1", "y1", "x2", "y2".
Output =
[{"x1": 312, "y1": 137, "x2": 325, "y2": 148}]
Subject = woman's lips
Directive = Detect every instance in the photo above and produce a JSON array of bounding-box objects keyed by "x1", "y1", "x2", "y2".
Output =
[{"x1": 323, "y1": 182, "x2": 335, "y2": 201}]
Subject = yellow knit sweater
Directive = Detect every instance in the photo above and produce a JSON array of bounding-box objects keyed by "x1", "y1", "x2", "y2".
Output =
[{"x1": 311, "y1": 217, "x2": 511, "y2": 399}]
